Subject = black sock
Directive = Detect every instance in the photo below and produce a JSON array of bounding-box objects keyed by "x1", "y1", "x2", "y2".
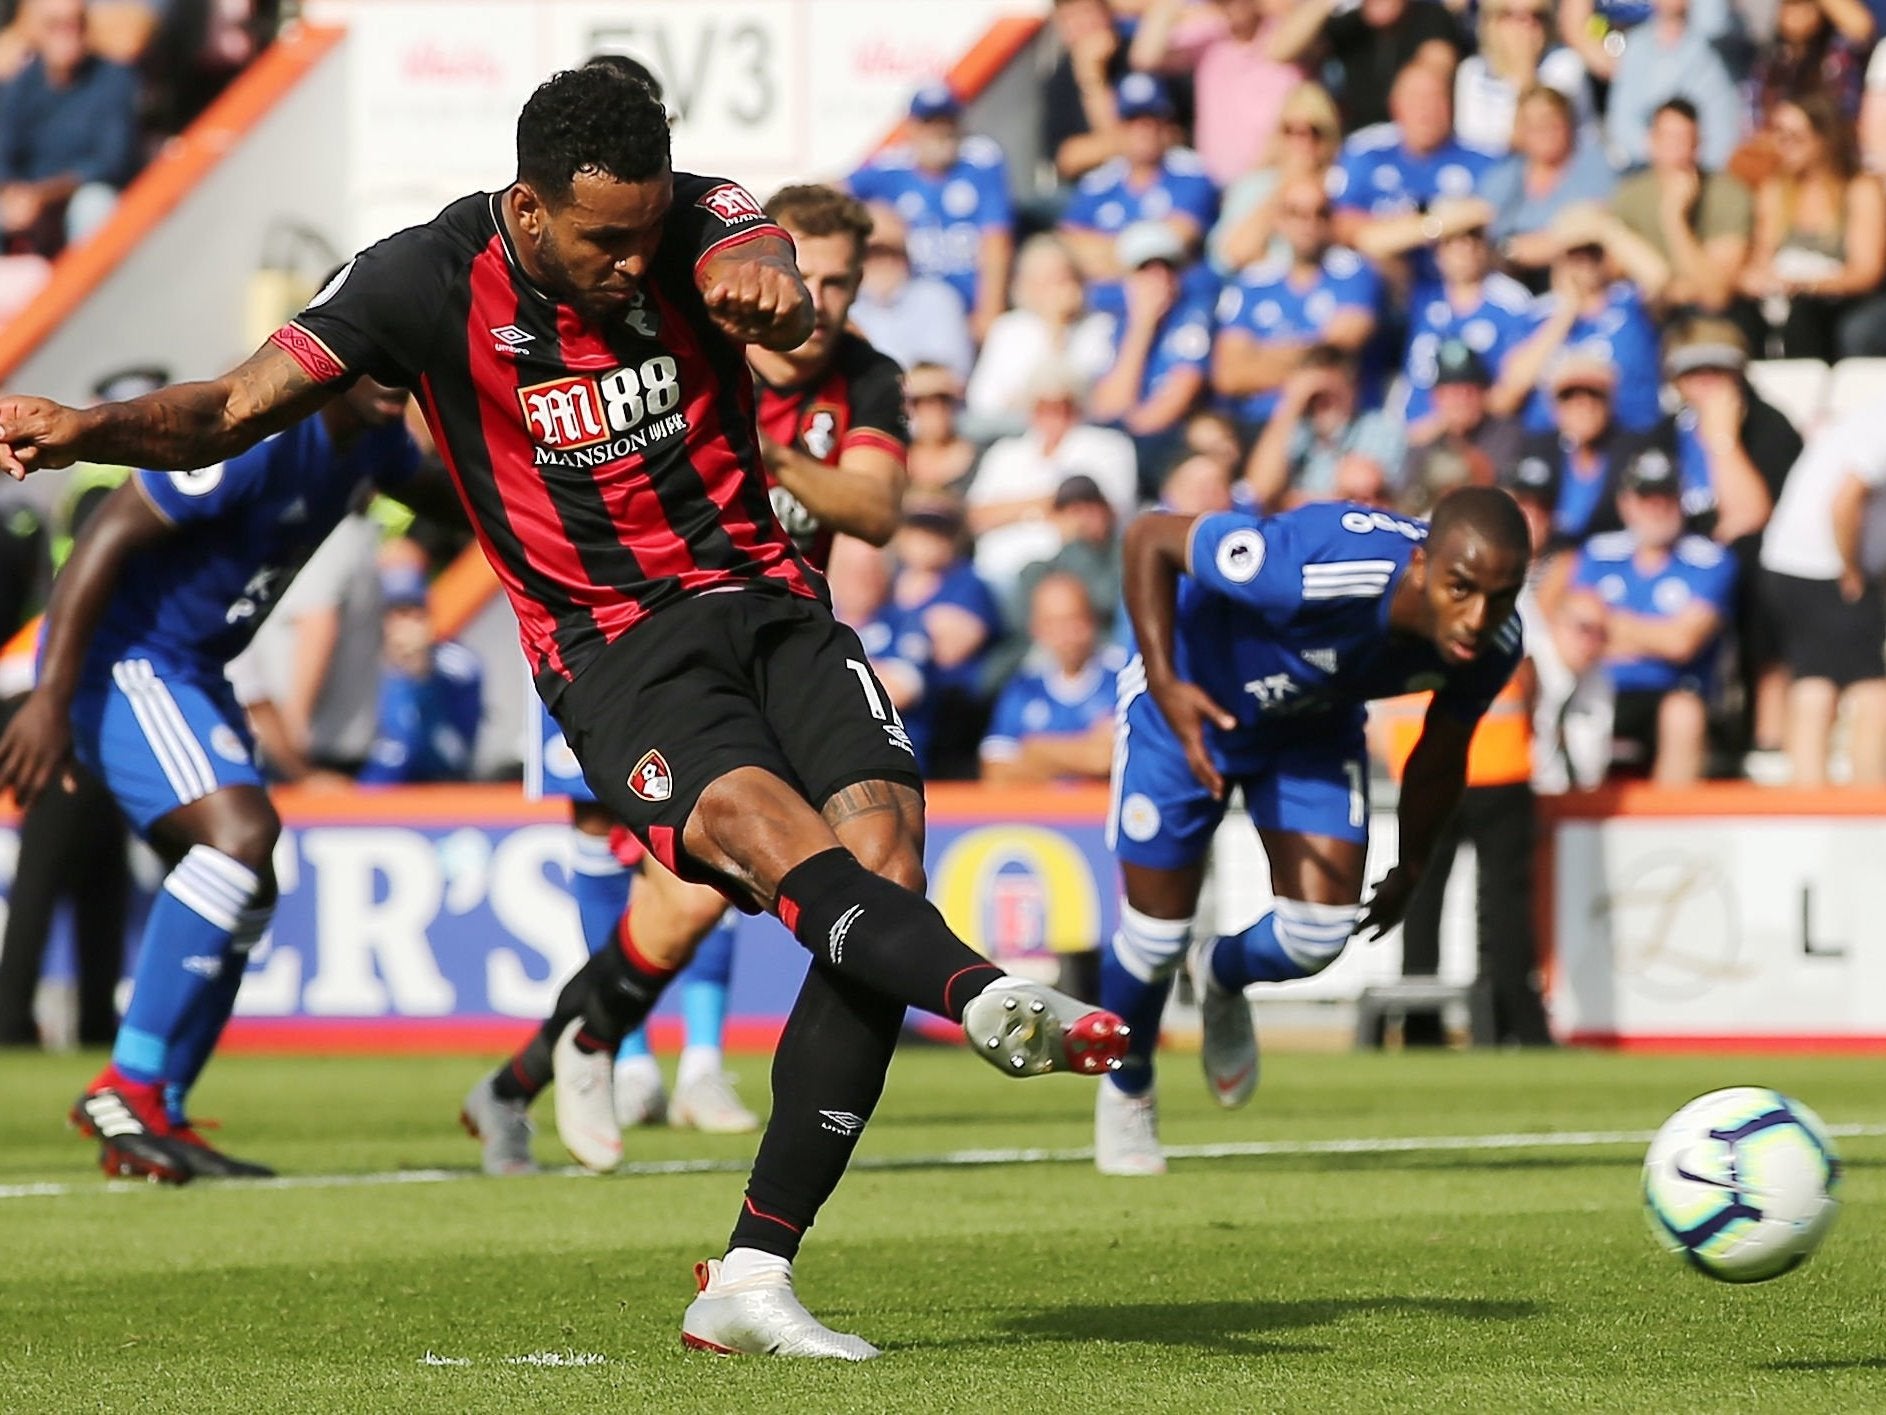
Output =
[
  {"x1": 570, "y1": 926, "x2": 677, "y2": 1054},
  {"x1": 775, "y1": 848, "x2": 1004, "y2": 1021},
  {"x1": 490, "y1": 1029, "x2": 554, "y2": 1102},
  {"x1": 729, "y1": 962, "x2": 905, "y2": 1260}
]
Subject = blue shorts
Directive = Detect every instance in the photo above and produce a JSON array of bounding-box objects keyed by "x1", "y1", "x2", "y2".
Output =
[
  {"x1": 1107, "y1": 691, "x2": 1369, "y2": 870},
  {"x1": 70, "y1": 658, "x2": 264, "y2": 836},
  {"x1": 523, "y1": 698, "x2": 594, "y2": 803}
]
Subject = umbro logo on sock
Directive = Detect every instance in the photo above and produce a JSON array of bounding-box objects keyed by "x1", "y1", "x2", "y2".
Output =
[
  {"x1": 818, "y1": 1110, "x2": 866, "y2": 1135},
  {"x1": 182, "y1": 954, "x2": 224, "y2": 980},
  {"x1": 827, "y1": 905, "x2": 862, "y2": 966}
]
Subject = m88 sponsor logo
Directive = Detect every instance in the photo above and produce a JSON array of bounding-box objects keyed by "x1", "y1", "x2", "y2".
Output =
[{"x1": 517, "y1": 355, "x2": 684, "y2": 450}]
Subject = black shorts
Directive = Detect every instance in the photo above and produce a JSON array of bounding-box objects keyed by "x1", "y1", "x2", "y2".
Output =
[
  {"x1": 1761, "y1": 569, "x2": 1886, "y2": 688},
  {"x1": 1609, "y1": 689, "x2": 1666, "y2": 775},
  {"x1": 548, "y1": 589, "x2": 924, "y2": 882}
]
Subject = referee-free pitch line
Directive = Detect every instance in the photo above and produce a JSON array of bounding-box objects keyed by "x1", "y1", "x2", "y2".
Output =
[{"x1": 4, "y1": 1123, "x2": 1883, "y2": 1201}]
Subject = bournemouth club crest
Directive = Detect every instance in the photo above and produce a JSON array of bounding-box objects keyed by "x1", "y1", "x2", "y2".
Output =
[{"x1": 629, "y1": 749, "x2": 673, "y2": 802}]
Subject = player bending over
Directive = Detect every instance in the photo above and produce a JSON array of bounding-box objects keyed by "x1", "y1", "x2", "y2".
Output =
[
  {"x1": 0, "y1": 377, "x2": 419, "y2": 1182},
  {"x1": 462, "y1": 182, "x2": 911, "y2": 1175},
  {"x1": 0, "y1": 66, "x2": 1126, "y2": 1356},
  {"x1": 1096, "y1": 488, "x2": 1530, "y2": 1175}
]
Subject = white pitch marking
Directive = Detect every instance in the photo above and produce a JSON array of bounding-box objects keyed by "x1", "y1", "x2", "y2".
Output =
[{"x1": 4, "y1": 1124, "x2": 1882, "y2": 1202}]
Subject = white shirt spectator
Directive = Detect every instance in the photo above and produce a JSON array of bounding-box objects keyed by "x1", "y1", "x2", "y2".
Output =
[
  {"x1": 1454, "y1": 47, "x2": 1592, "y2": 157},
  {"x1": 850, "y1": 274, "x2": 975, "y2": 382},
  {"x1": 1760, "y1": 412, "x2": 1886, "y2": 581},
  {"x1": 965, "y1": 309, "x2": 1115, "y2": 423},
  {"x1": 966, "y1": 423, "x2": 1136, "y2": 589},
  {"x1": 1521, "y1": 591, "x2": 1613, "y2": 794}
]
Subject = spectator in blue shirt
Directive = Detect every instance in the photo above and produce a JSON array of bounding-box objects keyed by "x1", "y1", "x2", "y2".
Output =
[
  {"x1": 1086, "y1": 221, "x2": 1213, "y2": 480},
  {"x1": 848, "y1": 83, "x2": 1014, "y2": 339},
  {"x1": 1244, "y1": 343, "x2": 1406, "y2": 510},
  {"x1": 0, "y1": 0, "x2": 140, "y2": 255},
  {"x1": 849, "y1": 205, "x2": 975, "y2": 382},
  {"x1": 1393, "y1": 196, "x2": 1535, "y2": 429},
  {"x1": 1572, "y1": 447, "x2": 1737, "y2": 783},
  {"x1": 1509, "y1": 346, "x2": 1666, "y2": 547},
  {"x1": 891, "y1": 498, "x2": 1006, "y2": 779},
  {"x1": 979, "y1": 571, "x2": 1123, "y2": 783},
  {"x1": 1491, "y1": 203, "x2": 1671, "y2": 434},
  {"x1": 1212, "y1": 172, "x2": 1381, "y2": 436},
  {"x1": 1557, "y1": 0, "x2": 1735, "y2": 86},
  {"x1": 1330, "y1": 62, "x2": 1496, "y2": 289},
  {"x1": 1483, "y1": 84, "x2": 1618, "y2": 285},
  {"x1": 357, "y1": 564, "x2": 484, "y2": 785},
  {"x1": 1058, "y1": 72, "x2": 1218, "y2": 290},
  {"x1": 1603, "y1": 0, "x2": 1744, "y2": 171}
]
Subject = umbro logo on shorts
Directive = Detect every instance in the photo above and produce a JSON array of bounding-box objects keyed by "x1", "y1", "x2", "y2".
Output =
[{"x1": 629, "y1": 749, "x2": 673, "y2": 802}]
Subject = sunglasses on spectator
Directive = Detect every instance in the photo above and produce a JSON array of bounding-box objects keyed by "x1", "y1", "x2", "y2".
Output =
[
  {"x1": 1496, "y1": 7, "x2": 1548, "y2": 22},
  {"x1": 1280, "y1": 122, "x2": 1332, "y2": 140},
  {"x1": 1555, "y1": 385, "x2": 1610, "y2": 402},
  {"x1": 1281, "y1": 202, "x2": 1332, "y2": 218},
  {"x1": 907, "y1": 391, "x2": 957, "y2": 406},
  {"x1": 1566, "y1": 616, "x2": 1605, "y2": 637}
]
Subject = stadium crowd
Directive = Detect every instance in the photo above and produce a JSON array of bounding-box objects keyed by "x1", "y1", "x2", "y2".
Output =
[
  {"x1": 820, "y1": 0, "x2": 1886, "y2": 797},
  {"x1": 11, "y1": 0, "x2": 1886, "y2": 849}
]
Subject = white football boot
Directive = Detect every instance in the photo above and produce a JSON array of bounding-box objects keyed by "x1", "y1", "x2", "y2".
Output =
[
  {"x1": 1191, "y1": 936, "x2": 1258, "y2": 1109},
  {"x1": 960, "y1": 976, "x2": 1129, "y2": 1077},
  {"x1": 458, "y1": 1074, "x2": 539, "y2": 1177},
  {"x1": 669, "y1": 1070, "x2": 760, "y2": 1134},
  {"x1": 1094, "y1": 1078, "x2": 1167, "y2": 1176},
  {"x1": 552, "y1": 1019, "x2": 622, "y2": 1172},
  {"x1": 681, "y1": 1259, "x2": 880, "y2": 1360},
  {"x1": 612, "y1": 1058, "x2": 668, "y2": 1129}
]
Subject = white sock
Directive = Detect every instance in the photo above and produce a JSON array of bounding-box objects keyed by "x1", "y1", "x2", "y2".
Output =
[
  {"x1": 614, "y1": 1053, "x2": 661, "y2": 1088},
  {"x1": 677, "y1": 1044, "x2": 722, "y2": 1090},
  {"x1": 719, "y1": 1246, "x2": 792, "y2": 1286}
]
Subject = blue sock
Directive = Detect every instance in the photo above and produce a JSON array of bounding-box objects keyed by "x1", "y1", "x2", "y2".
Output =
[
  {"x1": 617, "y1": 1026, "x2": 652, "y2": 1061},
  {"x1": 570, "y1": 829, "x2": 632, "y2": 955},
  {"x1": 1099, "y1": 907, "x2": 1191, "y2": 1097},
  {"x1": 1212, "y1": 902, "x2": 1357, "y2": 990},
  {"x1": 112, "y1": 847, "x2": 261, "y2": 1088},
  {"x1": 164, "y1": 904, "x2": 272, "y2": 1126},
  {"x1": 680, "y1": 917, "x2": 735, "y2": 1052}
]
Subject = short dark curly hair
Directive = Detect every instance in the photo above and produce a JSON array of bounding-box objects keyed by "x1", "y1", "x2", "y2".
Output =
[{"x1": 516, "y1": 65, "x2": 670, "y2": 204}]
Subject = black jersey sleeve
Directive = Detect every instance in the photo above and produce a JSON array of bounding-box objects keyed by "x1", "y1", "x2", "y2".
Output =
[
  {"x1": 271, "y1": 223, "x2": 459, "y2": 389},
  {"x1": 839, "y1": 341, "x2": 910, "y2": 460},
  {"x1": 669, "y1": 171, "x2": 789, "y2": 280}
]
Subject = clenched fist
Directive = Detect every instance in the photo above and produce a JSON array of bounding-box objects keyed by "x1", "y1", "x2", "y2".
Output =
[
  {"x1": 0, "y1": 395, "x2": 85, "y2": 479},
  {"x1": 702, "y1": 259, "x2": 814, "y2": 350}
]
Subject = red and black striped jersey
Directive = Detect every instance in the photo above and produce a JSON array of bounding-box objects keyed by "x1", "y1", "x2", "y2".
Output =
[
  {"x1": 755, "y1": 330, "x2": 908, "y2": 571},
  {"x1": 269, "y1": 172, "x2": 820, "y2": 697}
]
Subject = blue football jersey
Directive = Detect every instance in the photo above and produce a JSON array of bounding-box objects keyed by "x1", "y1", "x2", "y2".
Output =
[
  {"x1": 1062, "y1": 150, "x2": 1220, "y2": 240},
  {"x1": 847, "y1": 135, "x2": 1012, "y2": 311},
  {"x1": 1330, "y1": 126, "x2": 1495, "y2": 284},
  {"x1": 1214, "y1": 248, "x2": 1382, "y2": 424},
  {"x1": 85, "y1": 418, "x2": 419, "y2": 680},
  {"x1": 1400, "y1": 273, "x2": 1535, "y2": 423},
  {"x1": 1521, "y1": 283, "x2": 1663, "y2": 433},
  {"x1": 1088, "y1": 287, "x2": 1216, "y2": 412},
  {"x1": 358, "y1": 640, "x2": 484, "y2": 785},
  {"x1": 1572, "y1": 530, "x2": 1736, "y2": 693},
  {"x1": 981, "y1": 645, "x2": 1125, "y2": 762},
  {"x1": 1166, "y1": 503, "x2": 1523, "y2": 771}
]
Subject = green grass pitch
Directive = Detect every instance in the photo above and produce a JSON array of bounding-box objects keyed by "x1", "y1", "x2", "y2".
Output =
[{"x1": 1, "y1": 1044, "x2": 1881, "y2": 1413}]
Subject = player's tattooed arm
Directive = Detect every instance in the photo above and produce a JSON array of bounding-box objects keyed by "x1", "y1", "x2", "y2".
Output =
[
  {"x1": 699, "y1": 234, "x2": 815, "y2": 351},
  {"x1": 0, "y1": 482, "x2": 172, "y2": 806},
  {"x1": 1358, "y1": 707, "x2": 1472, "y2": 939},
  {"x1": 1123, "y1": 511, "x2": 1237, "y2": 798},
  {"x1": 0, "y1": 340, "x2": 336, "y2": 478}
]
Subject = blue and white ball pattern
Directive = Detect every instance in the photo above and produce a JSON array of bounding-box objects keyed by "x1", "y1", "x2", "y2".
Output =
[{"x1": 1642, "y1": 1087, "x2": 1840, "y2": 1284}]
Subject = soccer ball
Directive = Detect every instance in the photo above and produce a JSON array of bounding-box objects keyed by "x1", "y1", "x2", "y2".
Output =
[{"x1": 1642, "y1": 1087, "x2": 1840, "y2": 1283}]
